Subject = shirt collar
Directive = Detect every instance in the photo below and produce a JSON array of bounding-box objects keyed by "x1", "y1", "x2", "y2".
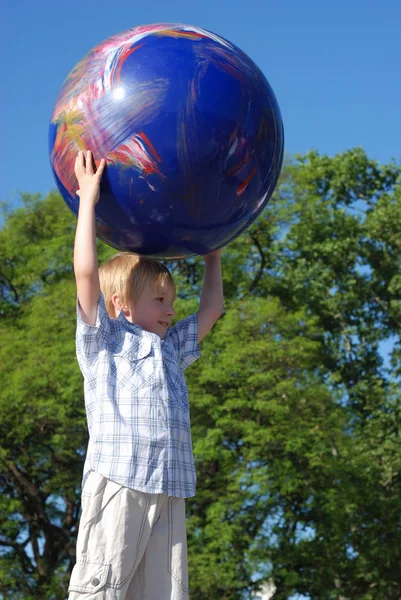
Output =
[{"x1": 116, "y1": 311, "x2": 164, "y2": 343}]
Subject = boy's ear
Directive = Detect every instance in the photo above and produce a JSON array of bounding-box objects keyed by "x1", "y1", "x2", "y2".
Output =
[
  {"x1": 111, "y1": 294, "x2": 127, "y2": 312},
  {"x1": 111, "y1": 293, "x2": 134, "y2": 321}
]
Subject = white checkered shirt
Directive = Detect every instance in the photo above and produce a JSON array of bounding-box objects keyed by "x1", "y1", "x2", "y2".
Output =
[{"x1": 76, "y1": 293, "x2": 201, "y2": 498}]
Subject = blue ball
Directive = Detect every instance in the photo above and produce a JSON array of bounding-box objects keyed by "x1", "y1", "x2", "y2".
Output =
[{"x1": 49, "y1": 24, "x2": 284, "y2": 259}]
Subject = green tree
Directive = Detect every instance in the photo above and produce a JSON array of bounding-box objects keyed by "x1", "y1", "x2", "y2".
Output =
[
  {"x1": 1, "y1": 149, "x2": 401, "y2": 600},
  {"x1": 183, "y1": 149, "x2": 401, "y2": 599},
  {"x1": 0, "y1": 194, "x2": 113, "y2": 597}
]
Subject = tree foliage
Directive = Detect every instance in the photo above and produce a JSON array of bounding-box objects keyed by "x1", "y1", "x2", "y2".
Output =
[{"x1": 1, "y1": 149, "x2": 401, "y2": 599}]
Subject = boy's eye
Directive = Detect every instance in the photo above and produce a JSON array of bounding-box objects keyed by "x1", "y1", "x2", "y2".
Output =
[{"x1": 156, "y1": 297, "x2": 164, "y2": 302}]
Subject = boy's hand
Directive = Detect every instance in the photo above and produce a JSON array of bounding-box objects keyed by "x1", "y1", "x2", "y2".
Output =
[{"x1": 75, "y1": 150, "x2": 106, "y2": 205}]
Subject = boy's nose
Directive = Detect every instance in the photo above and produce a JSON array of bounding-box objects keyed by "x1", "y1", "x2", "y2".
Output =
[{"x1": 166, "y1": 305, "x2": 176, "y2": 316}]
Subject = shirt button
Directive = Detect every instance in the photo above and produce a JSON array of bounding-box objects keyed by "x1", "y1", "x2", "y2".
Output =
[{"x1": 91, "y1": 578, "x2": 100, "y2": 586}]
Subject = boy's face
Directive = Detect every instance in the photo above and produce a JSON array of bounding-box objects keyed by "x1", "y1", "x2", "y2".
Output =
[{"x1": 128, "y1": 281, "x2": 176, "y2": 338}]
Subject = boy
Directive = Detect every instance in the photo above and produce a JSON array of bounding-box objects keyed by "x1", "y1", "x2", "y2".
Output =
[{"x1": 68, "y1": 150, "x2": 223, "y2": 600}]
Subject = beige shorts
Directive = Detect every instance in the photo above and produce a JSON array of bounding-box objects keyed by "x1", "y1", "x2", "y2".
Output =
[{"x1": 68, "y1": 471, "x2": 189, "y2": 600}]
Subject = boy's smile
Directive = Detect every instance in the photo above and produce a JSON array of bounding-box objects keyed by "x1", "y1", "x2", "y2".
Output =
[{"x1": 157, "y1": 320, "x2": 170, "y2": 328}]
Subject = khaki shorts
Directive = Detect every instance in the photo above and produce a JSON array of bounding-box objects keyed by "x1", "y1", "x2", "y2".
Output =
[{"x1": 68, "y1": 472, "x2": 189, "y2": 600}]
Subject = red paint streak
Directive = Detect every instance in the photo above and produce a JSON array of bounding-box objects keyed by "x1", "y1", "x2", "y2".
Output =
[
  {"x1": 131, "y1": 140, "x2": 159, "y2": 175},
  {"x1": 227, "y1": 155, "x2": 247, "y2": 177},
  {"x1": 107, "y1": 146, "x2": 135, "y2": 168},
  {"x1": 155, "y1": 29, "x2": 207, "y2": 40},
  {"x1": 115, "y1": 44, "x2": 145, "y2": 84},
  {"x1": 237, "y1": 167, "x2": 257, "y2": 197},
  {"x1": 137, "y1": 132, "x2": 162, "y2": 163}
]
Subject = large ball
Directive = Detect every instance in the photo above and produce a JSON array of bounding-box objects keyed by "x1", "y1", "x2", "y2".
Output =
[{"x1": 49, "y1": 23, "x2": 284, "y2": 259}]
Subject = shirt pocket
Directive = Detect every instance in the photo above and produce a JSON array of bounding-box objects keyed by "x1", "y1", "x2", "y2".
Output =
[{"x1": 112, "y1": 338, "x2": 154, "y2": 392}]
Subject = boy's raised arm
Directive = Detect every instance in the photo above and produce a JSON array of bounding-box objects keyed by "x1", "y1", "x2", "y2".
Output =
[
  {"x1": 197, "y1": 250, "x2": 224, "y2": 343},
  {"x1": 74, "y1": 150, "x2": 106, "y2": 326}
]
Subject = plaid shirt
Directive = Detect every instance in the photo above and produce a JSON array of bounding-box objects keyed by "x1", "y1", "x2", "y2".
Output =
[{"x1": 76, "y1": 293, "x2": 201, "y2": 498}]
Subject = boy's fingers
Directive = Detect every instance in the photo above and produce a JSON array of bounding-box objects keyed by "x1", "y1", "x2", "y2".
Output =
[
  {"x1": 86, "y1": 150, "x2": 93, "y2": 173},
  {"x1": 75, "y1": 151, "x2": 84, "y2": 173},
  {"x1": 75, "y1": 150, "x2": 104, "y2": 179},
  {"x1": 96, "y1": 159, "x2": 106, "y2": 177}
]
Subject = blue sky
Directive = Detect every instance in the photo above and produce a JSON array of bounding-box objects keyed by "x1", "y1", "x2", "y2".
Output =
[
  {"x1": 1, "y1": 0, "x2": 400, "y2": 206},
  {"x1": 1, "y1": 3, "x2": 399, "y2": 597}
]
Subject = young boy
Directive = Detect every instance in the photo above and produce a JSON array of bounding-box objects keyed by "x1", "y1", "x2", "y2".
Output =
[{"x1": 68, "y1": 151, "x2": 223, "y2": 600}]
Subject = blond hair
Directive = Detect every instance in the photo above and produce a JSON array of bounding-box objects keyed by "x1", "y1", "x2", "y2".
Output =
[{"x1": 99, "y1": 253, "x2": 176, "y2": 318}]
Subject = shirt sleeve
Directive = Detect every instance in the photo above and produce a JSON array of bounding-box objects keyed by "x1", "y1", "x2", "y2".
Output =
[
  {"x1": 76, "y1": 292, "x2": 111, "y2": 370},
  {"x1": 166, "y1": 313, "x2": 201, "y2": 371}
]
